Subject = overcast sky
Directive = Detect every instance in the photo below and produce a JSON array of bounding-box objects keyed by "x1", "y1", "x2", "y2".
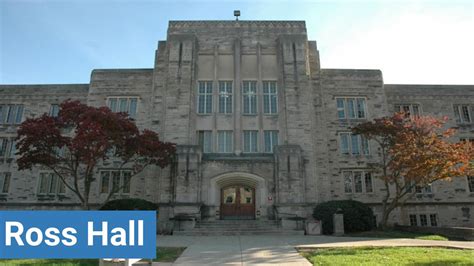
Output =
[{"x1": 1, "y1": 0, "x2": 473, "y2": 85}]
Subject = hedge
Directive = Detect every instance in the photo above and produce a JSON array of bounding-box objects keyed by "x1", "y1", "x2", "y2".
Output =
[
  {"x1": 313, "y1": 200, "x2": 374, "y2": 234},
  {"x1": 100, "y1": 198, "x2": 158, "y2": 211}
]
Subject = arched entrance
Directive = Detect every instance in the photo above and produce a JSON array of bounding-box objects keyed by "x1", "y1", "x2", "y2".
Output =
[
  {"x1": 221, "y1": 185, "x2": 255, "y2": 220},
  {"x1": 208, "y1": 172, "x2": 267, "y2": 220}
]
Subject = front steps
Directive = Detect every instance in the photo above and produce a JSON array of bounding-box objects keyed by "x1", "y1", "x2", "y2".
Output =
[{"x1": 173, "y1": 219, "x2": 305, "y2": 236}]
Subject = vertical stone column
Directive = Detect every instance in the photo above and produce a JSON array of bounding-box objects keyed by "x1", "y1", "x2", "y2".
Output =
[
  {"x1": 233, "y1": 38, "x2": 242, "y2": 154},
  {"x1": 274, "y1": 145, "x2": 305, "y2": 204},
  {"x1": 173, "y1": 145, "x2": 202, "y2": 204}
]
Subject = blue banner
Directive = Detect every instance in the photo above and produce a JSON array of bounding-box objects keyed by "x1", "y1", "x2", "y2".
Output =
[{"x1": 0, "y1": 211, "x2": 156, "y2": 259}]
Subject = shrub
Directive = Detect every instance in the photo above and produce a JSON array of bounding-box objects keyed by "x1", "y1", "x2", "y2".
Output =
[
  {"x1": 100, "y1": 198, "x2": 158, "y2": 211},
  {"x1": 313, "y1": 200, "x2": 374, "y2": 234}
]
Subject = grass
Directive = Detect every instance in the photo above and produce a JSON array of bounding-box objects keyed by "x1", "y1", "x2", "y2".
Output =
[
  {"x1": 0, "y1": 247, "x2": 186, "y2": 265},
  {"x1": 348, "y1": 229, "x2": 451, "y2": 241},
  {"x1": 301, "y1": 247, "x2": 474, "y2": 266},
  {"x1": 152, "y1": 247, "x2": 186, "y2": 262}
]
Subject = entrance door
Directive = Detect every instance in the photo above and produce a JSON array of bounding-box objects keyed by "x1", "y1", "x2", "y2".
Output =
[{"x1": 220, "y1": 185, "x2": 255, "y2": 220}]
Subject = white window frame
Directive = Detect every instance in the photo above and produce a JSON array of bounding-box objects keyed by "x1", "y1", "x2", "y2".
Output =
[
  {"x1": 263, "y1": 81, "x2": 278, "y2": 114},
  {"x1": 339, "y1": 133, "x2": 370, "y2": 155},
  {"x1": 343, "y1": 170, "x2": 374, "y2": 194},
  {"x1": 217, "y1": 130, "x2": 233, "y2": 153},
  {"x1": 197, "y1": 81, "x2": 213, "y2": 114},
  {"x1": 0, "y1": 104, "x2": 24, "y2": 125},
  {"x1": 49, "y1": 104, "x2": 60, "y2": 117},
  {"x1": 394, "y1": 104, "x2": 421, "y2": 117},
  {"x1": 107, "y1": 96, "x2": 139, "y2": 119},
  {"x1": 218, "y1": 81, "x2": 233, "y2": 114},
  {"x1": 409, "y1": 213, "x2": 438, "y2": 227},
  {"x1": 99, "y1": 170, "x2": 132, "y2": 195},
  {"x1": 264, "y1": 130, "x2": 279, "y2": 153},
  {"x1": 0, "y1": 172, "x2": 11, "y2": 194},
  {"x1": 37, "y1": 173, "x2": 66, "y2": 196},
  {"x1": 243, "y1": 130, "x2": 259, "y2": 153},
  {"x1": 335, "y1": 97, "x2": 367, "y2": 119},
  {"x1": 0, "y1": 138, "x2": 16, "y2": 160},
  {"x1": 453, "y1": 104, "x2": 472, "y2": 124},
  {"x1": 198, "y1": 130, "x2": 213, "y2": 153},
  {"x1": 242, "y1": 81, "x2": 257, "y2": 115}
]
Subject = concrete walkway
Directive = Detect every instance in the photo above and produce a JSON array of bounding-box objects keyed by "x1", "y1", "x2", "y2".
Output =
[{"x1": 157, "y1": 235, "x2": 474, "y2": 265}]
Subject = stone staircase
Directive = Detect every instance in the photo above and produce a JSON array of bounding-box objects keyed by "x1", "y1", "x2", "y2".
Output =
[{"x1": 173, "y1": 219, "x2": 305, "y2": 236}]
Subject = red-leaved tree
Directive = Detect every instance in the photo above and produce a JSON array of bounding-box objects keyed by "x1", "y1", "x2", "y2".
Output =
[
  {"x1": 16, "y1": 100, "x2": 176, "y2": 210},
  {"x1": 352, "y1": 113, "x2": 473, "y2": 229}
]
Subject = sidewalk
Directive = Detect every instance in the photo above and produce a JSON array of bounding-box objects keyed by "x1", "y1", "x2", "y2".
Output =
[{"x1": 156, "y1": 235, "x2": 474, "y2": 265}]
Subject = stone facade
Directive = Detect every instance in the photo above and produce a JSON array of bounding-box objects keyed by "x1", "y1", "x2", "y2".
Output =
[{"x1": 0, "y1": 20, "x2": 473, "y2": 229}]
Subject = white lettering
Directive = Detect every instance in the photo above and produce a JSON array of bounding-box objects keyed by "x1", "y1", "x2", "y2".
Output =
[
  {"x1": 44, "y1": 228, "x2": 60, "y2": 246},
  {"x1": 129, "y1": 220, "x2": 134, "y2": 246},
  {"x1": 62, "y1": 227, "x2": 77, "y2": 246},
  {"x1": 25, "y1": 227, "x2": 43, "y2": 246},
  {"x1": 88, "y1": 221, "x2": 108, "y2": 246},
  {"x1": 5, "y1": 221, "x2": 24, "y2": 246},
  {"x1": 138, "y1": 220, "x2": 143, "y2": 246},
  {"x1": 110, "y1": 228, "x2": 127, "y2": 246}
]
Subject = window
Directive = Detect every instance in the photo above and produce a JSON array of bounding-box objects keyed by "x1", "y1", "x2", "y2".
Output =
[
  {"x1": 339, "y1": 133, "x2": 370, "y2": 155},
  {"x1": 198, "y1": 131, "x2": 213, "y2": 153},
  {"x1": 415, "y1": 183, "x2": 433, "y2": 194},
  {"x1": 263, "y1": 81, "x2": 278, "y2": 114},
  {"x1": 38, "y1": 173, "x2": 65, "y2": 196},
  {"x1": 242, "y1": 81, "x2": 257, "y2": 114},
  {"x1": 409, "y1": 213, "x2": 438, "y2": 227},
  {"x1": 243, "y1": 130, "x2": 258, "y2": 153},
  {"x1": 394, "y1": 104, "x2": 421, "y2": 117},
  {"x1": 0, "y1": 172, "x2": 11, "y2": 194},
  {"x1": 107, "y1": 97, "x2": 138, "y2": 119},
  {"x1": 343, "y1": 171, "x2": 374, "y2": 194},
  {"x1": 0, "y1": 104, "x2": 24, "y2": 125},
  {"x1": 99, "y1": 170, "x2": 132, "y2": 194},
  {"x1": 336, "y1": 97, "x2": 366, "y2": 119},
  {"x1": 197, "y1": 81, "x2": 213, "y2": 114},
  {"x1": 0, "y1": 138, "x2": 15, "y2": 159},
  {"x1": 419, "y1": 214, "x2": 428, "y2": 226},
  {"x1": 218, "y1": 81, "x2": 233, "y2": 114},
  {"x1": 264, "y1": 131, "x2": 278, "y2": 153},
  {"x1": 217, "y1": 131, "x2": 233, "y2": 153},
  {"x1": 409, "y1": 214, "x2": 417, "y2": 226},
  {"x1": 453, "y1": 105, "x2": 472, "y2": 124},
  {"x1": 467, "y1": 176, "x2": 474, "y2": 192},
  {"x1": 429, "y1": 214, "x2": 438, "y2": 227},
  {"x1": 49, "y1": 104, "x2": 60, "y2": 117}
]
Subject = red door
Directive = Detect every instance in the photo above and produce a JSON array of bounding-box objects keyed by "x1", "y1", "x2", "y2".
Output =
[{"x1": 220, "y1": 185, "x2": 255, "y2": 220}]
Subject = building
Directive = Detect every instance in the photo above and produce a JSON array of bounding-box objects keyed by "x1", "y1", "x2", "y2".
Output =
[{"x1": 1, "y1": 20, "x2": 473, "y2": 230}]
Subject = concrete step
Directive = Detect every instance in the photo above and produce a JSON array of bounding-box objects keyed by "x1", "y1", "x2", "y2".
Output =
[{"x1": 173, "y1": 230, "x2": 305, "y2": 236}]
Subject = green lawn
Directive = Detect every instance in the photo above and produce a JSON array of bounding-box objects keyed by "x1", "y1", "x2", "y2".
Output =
[
  {"x1": 348, "y1": 230, "x2": 451, "y2": 241},
  {"x1": 301, "y1": 247, "x2": 474, "y2": 266},
  {"x1": 0, "y1": 247, "x2": 186, "y2": 265}
]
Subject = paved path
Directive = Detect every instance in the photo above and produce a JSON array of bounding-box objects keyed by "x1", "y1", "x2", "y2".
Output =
[{"x1": 157, "y1": 235, "x2": 474, "y2": 265}]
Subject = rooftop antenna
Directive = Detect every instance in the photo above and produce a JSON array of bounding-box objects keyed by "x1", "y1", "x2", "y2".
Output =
[{"x1": 234, "y1": 10, "x2": 240, "y2": 21}]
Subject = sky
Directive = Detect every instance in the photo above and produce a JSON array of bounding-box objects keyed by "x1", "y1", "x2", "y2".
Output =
[{"x1": 0, "y1": 0, "x2": 473, "y2": 85}]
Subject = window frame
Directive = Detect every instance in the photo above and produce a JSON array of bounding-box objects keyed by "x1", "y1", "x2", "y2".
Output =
[
  {"x1": 0, "y1": 104, "x2": 24, "y2": 125},
  {"x1": 262, "y1": 81, "x2": 278, "y2": 115},
  {"x1": 217, "y1": 130, "x2": 233, "y2": 153},
  {"x1": 197, "y1": 81, "x2": 213, "y2": 114},
  {"x1": 467, "y1": 176, "x2": 474, "y2": 193},
  {"x1": 335, "y1": 97, "x2": 367, "y2": 120},
  {"x1": 242, "y1": 130, "x2": 259, "y2": 153},
  {"x1": 99, "y1": 170, "x2": 132, "y2": 195},
  {"x1": 0, "y1": 172, "x2": 11, "y2": 194},
  {"x1": 49, "y1": 104, "x2": 60, "y2": 117},
  {"x1": 453, "y1": 104, "x2": 472, "y2": 124},
  {"x1": 263, "y1": 130, "x2": 279, "y2": 153},
  {"x1": 37, "y1": 172, "x2": 66, "y2": 196},
  {"x1": 338, "y1": 132, "x2": 370, "y2": 156},
  {"x1": 106, "y1": 96, "x2": 139, "y2": 119},
  {"x1": 343, "y1": 170, "x2": 374, "y2": 194},
  {"x1": 197, "y1": 130, "x2": 213, "y2": 153},
  {"x1": 218, "y1": 81, "x2": 233, "y2": 114},
  {"x1": 242, "y1": 80, "x2": 258, "y2": 115},
  {"x1": 394, "y1": 103, "x2": 421, "y2": 118}
]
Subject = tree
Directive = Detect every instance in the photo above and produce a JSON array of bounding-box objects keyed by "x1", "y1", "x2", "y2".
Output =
[
  {"x1": 352, "y1": 113, "x2": 473, "y2": 229},
  {"x1": 16, "y1": 100, "x2": 176, "y2": 210}
]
